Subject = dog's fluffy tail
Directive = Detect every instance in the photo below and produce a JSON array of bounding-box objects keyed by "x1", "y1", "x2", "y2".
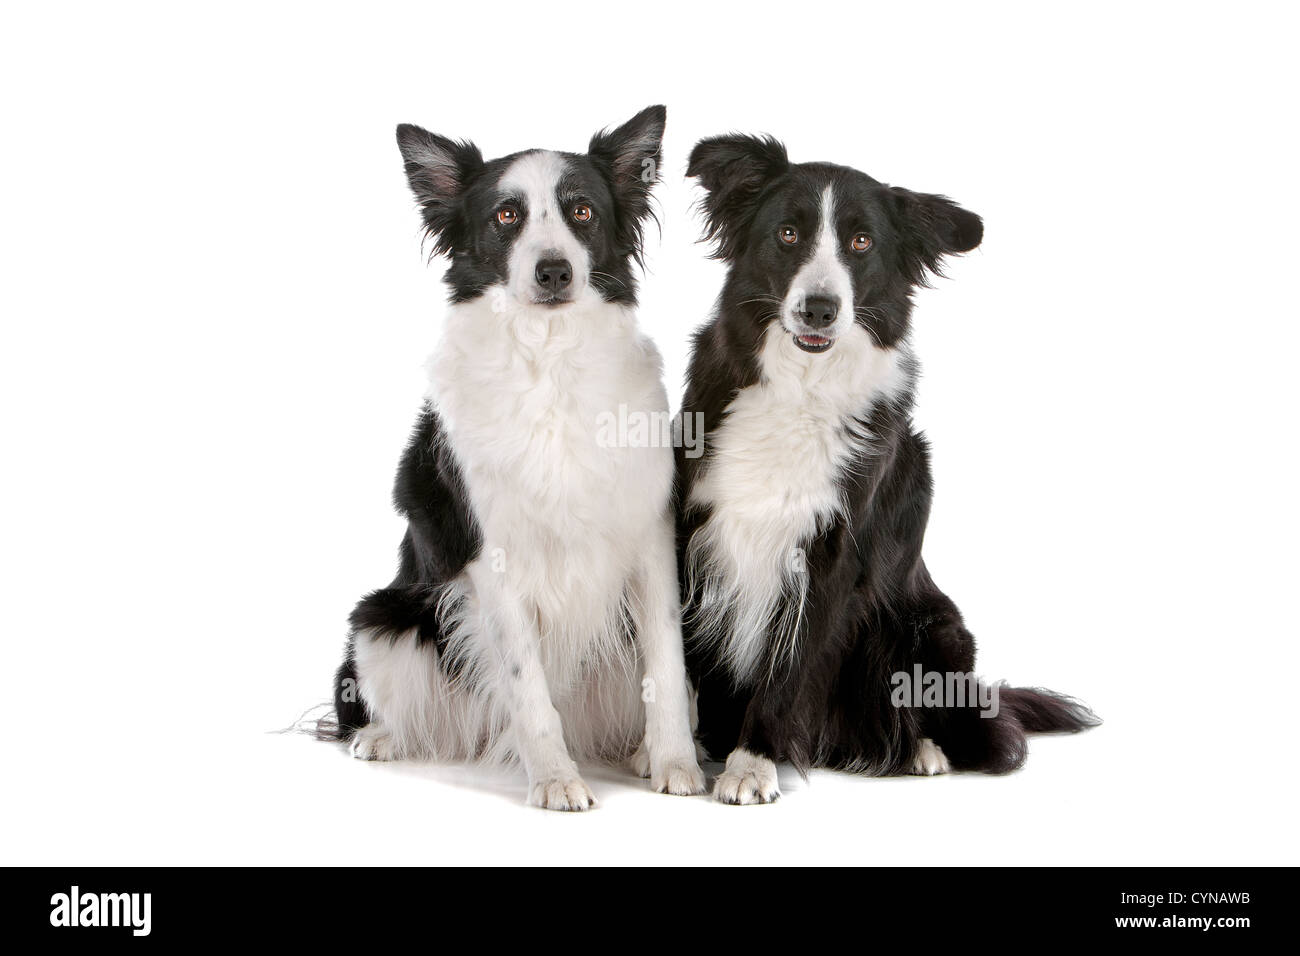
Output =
[
  {"x1": 314, "y1": 655, "x2": 365, "y2": 742},
  {"x1": 1001, "y1": 686, "x2": 1099, "y2": 735},
  {"x1": 276, "y1": 655, "x2": 366, "y2": 743},
  {"x1": 938, "y1": 685, "x2": 1099, "y2": 774},
  {"x1": 270, "y1": 698, "x2": 355, "y2": 743}
]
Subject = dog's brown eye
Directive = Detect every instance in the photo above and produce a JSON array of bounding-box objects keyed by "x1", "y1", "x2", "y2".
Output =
[
  {"x1": 851, "y1": 233, "x2": 872, "y2": 252},
  {"x1": 497, "y1": 207, "x2": 519, "y2": 225},
  {"x1": 779, "y1": 226, "x2": 798, "y2": 245},
  {"x1": 572, "y1": 204, "x2": 592, "y2": 223}
]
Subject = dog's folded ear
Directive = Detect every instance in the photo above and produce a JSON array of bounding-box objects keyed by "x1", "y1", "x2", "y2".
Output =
[
  {"x1": 887, "y1": 187, "x2": 983, "y2": 283},
  {"x1": 687, "y1": 134, "x2": 789, "y2": 260},
  {"x1": 396, "y1": 124, "x2": 483, "y2": 256},
  {"x1": 587, "y1": 105, "x2": 667, "y2": 258}
]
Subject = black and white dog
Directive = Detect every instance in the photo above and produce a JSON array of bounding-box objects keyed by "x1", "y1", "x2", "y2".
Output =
[
  {"x1": 677, "y1": 135, "x2": 1097, "y2": 804},
  {"x1": 327, "y1": 106, "x2": 705, "y2": 810}
]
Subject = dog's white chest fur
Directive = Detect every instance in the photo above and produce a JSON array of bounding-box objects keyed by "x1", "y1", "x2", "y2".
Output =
[
  {"x1": 687, "y1": 324, "x2": 910, "y2": 683},
  {"x1": 428, "y1": 295, "x2": 673, "y2": 674}
]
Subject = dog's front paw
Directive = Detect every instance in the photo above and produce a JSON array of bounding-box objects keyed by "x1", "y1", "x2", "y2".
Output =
[
  {"x1": 528, "y1": 775, "x2": 597, "y2": 812},
  {"x1": 910, "y1": 738, "x2": 951, "y2": 776},
  {"x1": 651, "y1": 757, "x2": 707, "y2": 796},
  {"x1": 630, "y1": 741, "x2": 706, "y2": 795},
  {"x1": 713, "y1": 749, "x2": 780, "y2": 805},
  {"x1": 349, "y1": 724, "x2": 398, "y2": 761}
]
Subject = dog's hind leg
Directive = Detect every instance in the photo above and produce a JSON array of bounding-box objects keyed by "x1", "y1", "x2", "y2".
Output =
[
  {"x1": 351, "y1": 625, "x2": 443, "y2": 761},
  {"x1": 902, "y1": 574, "x2": 1096, "y2": 773},
  {"x1": 348, "y1": 722, "x2": 400, "y2": 761},
  {"x1": 909, "y1": 737, "x2": 952, "y2": 775},
  {"x1": 344, "y1": 582, "x2": 491, "y2": 762},
  {"x1": 902, "y1": 582, "x2": 975, "y2": 772}
]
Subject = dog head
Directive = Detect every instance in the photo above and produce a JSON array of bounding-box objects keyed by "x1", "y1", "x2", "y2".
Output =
[
  {"x1": 395, "y1": 106, "x2": 665, "y2": 311},
  {"x1": 688, "y1": 135, "x2": 982, "y2": 352}
]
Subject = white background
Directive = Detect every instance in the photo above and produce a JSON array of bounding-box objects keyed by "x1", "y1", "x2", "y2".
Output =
[{"x1": 2, "y1": 1, "x2": 1297, "y2": 866}]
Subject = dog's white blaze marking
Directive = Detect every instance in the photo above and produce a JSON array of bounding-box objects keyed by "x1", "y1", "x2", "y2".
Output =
[
  {"x1": 783, "y1": 186, "x2": 855, "y2": 339},
  {"x1": 713, "y1": 747, "x2": 781, "y2": 804},
  {"x1": 688, "y1": 322, "x2": 911, "y2": 685},
  {"x1": 499, "y1": 150, "x2": 590, "y2": 304}
]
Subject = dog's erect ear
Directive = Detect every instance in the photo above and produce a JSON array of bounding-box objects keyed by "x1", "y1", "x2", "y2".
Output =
[
  {"x1": 395, "y1": 124, "x2": 483, "y2": 256},
  {"x1": 687, "y1": 134, "x2": 790, "y2": 260},
  {"x1": 588, "y1": 105, "x2": 666, "y2": 258},
  {"x1": 588, "y1": 105, "x2": 666, "y2": 208},
  {"x1": 887, "y1": 187, "x2": 983, "y2": 284}
]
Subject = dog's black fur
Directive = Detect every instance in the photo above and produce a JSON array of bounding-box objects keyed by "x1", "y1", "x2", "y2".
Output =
[{"x1": 678, "y1": 134, "x2": 1097, "y2": 776}]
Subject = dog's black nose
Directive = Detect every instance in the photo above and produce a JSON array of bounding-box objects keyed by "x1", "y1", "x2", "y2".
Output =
[
  {"x1": 535, "y1": 258, "x2": 573, "y2": 291},
  {"x1": 798, "y1": 296, "x2": 839, "y2": 328}
]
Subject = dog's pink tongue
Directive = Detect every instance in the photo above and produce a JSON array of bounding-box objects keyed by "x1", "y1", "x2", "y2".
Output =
[{"x1": 798, "y1": 334, "x2": 829, "y2": 344}]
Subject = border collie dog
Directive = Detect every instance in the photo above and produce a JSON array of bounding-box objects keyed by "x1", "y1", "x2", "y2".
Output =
[
  {"x1": 678, "y1": 135, "x2": 1097, "y2": 804},
  {"x1": 327, "y1": 106, "x2": 705, "y2": 810}
]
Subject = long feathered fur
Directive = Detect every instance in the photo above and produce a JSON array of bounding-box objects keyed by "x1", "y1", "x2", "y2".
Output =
[{"x1": 677, "y1": 136, "x2": 1097, "y2": 792}]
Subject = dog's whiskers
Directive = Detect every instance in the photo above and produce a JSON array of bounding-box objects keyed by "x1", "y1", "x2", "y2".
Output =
[{"x1": 589, "y1": 270, "x2": 628, "y2": 290}]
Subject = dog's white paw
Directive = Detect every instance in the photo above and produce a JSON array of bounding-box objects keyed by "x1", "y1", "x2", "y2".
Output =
[
  {"x1": 713, "y1": 749, "x2": 780, "y2": 805},
  {"x1": 349, "y1": 724, "x2": 398, "y2": 761},
  {"x1": 628, "y1": 741, "x2": 652, "y2": 778},
  {"x1": 528, "y1": 775, "x2": 597, "y2": 812},
  {"x1": 651, "y1": 758, "x2": 707, "y2": 796},
  {"x1": 910, "y1": 738, "x2": 951, "y2": 776},
  {"x1": 630, "y1": 741, "x2": 706, "y2": 795}
]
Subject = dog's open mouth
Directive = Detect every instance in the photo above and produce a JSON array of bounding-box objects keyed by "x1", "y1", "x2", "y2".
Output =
[{"x1": 793, "y1": 333, "x2": 834, "y2": 353}]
